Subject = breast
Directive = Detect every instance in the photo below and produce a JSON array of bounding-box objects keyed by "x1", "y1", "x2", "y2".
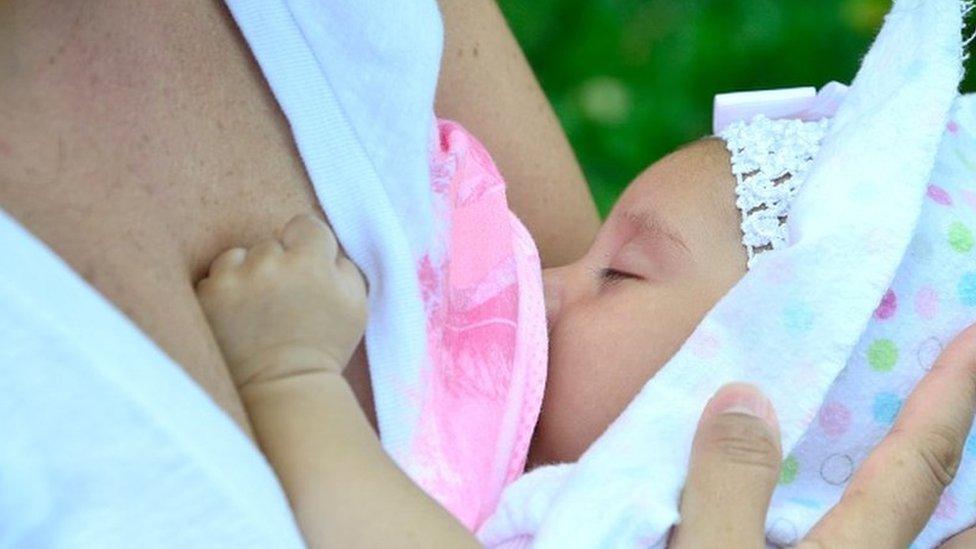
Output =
[{"x1": 0, "y1": 1, "x2": 368, "y2": 432}]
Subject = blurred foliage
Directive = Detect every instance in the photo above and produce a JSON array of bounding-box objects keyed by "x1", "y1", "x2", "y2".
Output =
[{"x1": 497, "y1": 0, "x2": 976, "y2": 215}]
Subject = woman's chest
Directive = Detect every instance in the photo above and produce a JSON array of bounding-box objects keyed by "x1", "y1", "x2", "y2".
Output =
[{"x1": 0, "y1": 1, "x2": 339, "y2": 430}]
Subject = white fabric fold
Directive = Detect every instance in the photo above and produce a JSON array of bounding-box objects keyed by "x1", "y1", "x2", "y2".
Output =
[{"x1": 224, "y1": 0, "x2": 444, "y2": 465}]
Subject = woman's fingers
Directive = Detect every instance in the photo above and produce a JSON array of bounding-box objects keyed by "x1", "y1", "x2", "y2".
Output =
[
  {"x1": 673, "y1": 324, "x2": 976, "y2": 549},
  {"x1": 672, "y1": 383, "x2": 781, "y2": 549},
  {"x1": 799, "y1": 324, "x2": 976, "y2": 548}
]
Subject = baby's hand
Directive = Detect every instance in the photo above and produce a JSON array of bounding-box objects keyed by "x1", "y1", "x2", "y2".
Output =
[{"x1": 196, "y1": 214, "x2": 367, "y2": 388}]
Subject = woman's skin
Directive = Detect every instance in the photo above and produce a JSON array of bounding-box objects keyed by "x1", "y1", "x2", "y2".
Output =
[
  {"x1": 0, "y1": 0, "x2": 973, "y2": 544},
  {"x1": 0, "y1": 0, "x2": 601, "y2": 435},
  {"x1": 436, "y1": 0, "x2": 601, "y2": 268}
]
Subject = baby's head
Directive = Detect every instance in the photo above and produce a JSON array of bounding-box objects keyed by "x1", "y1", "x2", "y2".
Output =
[
  {"x1": 530, "y1": 138, "x2": 745, "y2": 465},
  {"x1": 530, "y1": 116, "x2": 827, "y2": 465}
]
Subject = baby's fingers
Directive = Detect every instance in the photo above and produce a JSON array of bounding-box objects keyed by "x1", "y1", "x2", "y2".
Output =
[
  {"x1": 281, "y1": 214, "x2": 337, "y2": 258},
  {"x1": 244, "y1": 238, "x2": 284, "y2": 270},
  {"x1": 672, "y1": 383, "x2": 781, "y2": 549},
  {"x1": 208, "y1": 247, "x2": 246, "y2": 276},
  {"x1": 799, "y1": 323, "x2": 976, "y2": 548},
  {"x1": 337, "y1": 257, "x2": 367, "y2": 296}
]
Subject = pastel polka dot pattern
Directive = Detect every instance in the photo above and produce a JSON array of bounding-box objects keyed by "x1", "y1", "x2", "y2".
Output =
[
  {"x1": 768, "y1": 518, "x2": 799, "y2": 546},
  {"x1": 873, "y1": 289, "x2": 898, "y2": 320},
  {"x1": 820, "y1": 454, "x2": 854, "y2": 486},
  {"x1": 818, "y1": 402, "x2": 852, "y2": 437},
  {"x1": 872, "y1": 392, "x2": 903, "y2": 424},
  {"x1": 721, "y1": 100, "x2": 976, "y2": 547},
  {"x1": 927, "y1": 184, "x2": 953, "y2": 205},
  {"x1": 915, "y1": 337, "x2": 943, "y2": 371},
  {"x1": 779, "y1": 456, "x2": 799, "y2": 485},
  {"x1": 867, "y1": 339, "x2": 898, "y2": 372},
  {"x1": 782, "y1": 302, "x2": 815, "y2": 334},
  {"x1": 959, "y1": 273, "x2": 976, "y2": 306},
  {"x1": 948, "y1": 222, "x2": 974, "y2": 252},
  {"x1": 948, "y1": 120, "x2": 960, "y2": 133},
  {"x1": 914, "y1": 285, "x2": 940, "y2": 319},
  {"x1": 960, "y1": 189, "x2": 976, "y2": 212}
]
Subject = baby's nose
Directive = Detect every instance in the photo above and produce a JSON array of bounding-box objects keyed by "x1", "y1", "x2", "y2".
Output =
[
  {"x1": 541, "y1": 266, "x2": 569, "y2": 326},
  {"x1": 542, "y1": 265, "x2": 575, "y2": 327}
]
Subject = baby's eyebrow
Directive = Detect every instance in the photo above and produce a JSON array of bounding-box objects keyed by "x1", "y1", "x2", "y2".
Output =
[{"x1": 621, "y1": 209, "x2": 690, "y2": 254}]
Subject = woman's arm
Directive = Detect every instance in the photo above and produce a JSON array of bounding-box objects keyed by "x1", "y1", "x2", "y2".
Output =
[{"x1": 436, "y1": 0, "x2": 600, "y2": 268}]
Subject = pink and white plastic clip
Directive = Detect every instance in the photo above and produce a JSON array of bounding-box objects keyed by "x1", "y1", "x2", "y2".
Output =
[{"x1": 712, "y1": 81, "x2": 848, "y2": 134}]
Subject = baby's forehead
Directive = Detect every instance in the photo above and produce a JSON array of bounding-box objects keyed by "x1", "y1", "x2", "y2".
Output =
[
  {"x1": 613, "y1": 137, "x2": 733, "y2": 213},
  {"x1": 599, "y1": 136, "x2": 742, "y2": 264}
]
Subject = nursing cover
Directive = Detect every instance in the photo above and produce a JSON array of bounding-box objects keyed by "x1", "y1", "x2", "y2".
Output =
[{"x1": 479, "y1": 0, "x2": 973, "y2": 546}]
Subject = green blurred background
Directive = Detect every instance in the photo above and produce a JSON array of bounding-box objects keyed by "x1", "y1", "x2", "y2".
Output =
[{"x1": 496, "y1": 0, "x2": 975, "y2": 215}]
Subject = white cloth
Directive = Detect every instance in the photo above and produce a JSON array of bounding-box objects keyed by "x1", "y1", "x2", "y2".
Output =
[
  {"x1": 0, "y1": 0, "x2": 445, "y2": 546},
  {"x1": 224, "y1": 0, "x2": 445, "y2": 458},
  {"x1": 480, "y1": 0, "x2": 974, "y2": 547}
]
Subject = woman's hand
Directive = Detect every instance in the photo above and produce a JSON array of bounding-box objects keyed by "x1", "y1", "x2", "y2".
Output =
[{"x1": 671, "y1": 323, "x2": 976, "y2": 548}]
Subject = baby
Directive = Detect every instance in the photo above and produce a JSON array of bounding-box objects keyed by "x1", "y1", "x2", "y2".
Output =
[
  {"x1": 195, "y1": 135, "x2": 738, "y2": 544},
  {"x1": 196, "y1": 0, "x2": 975, "y2": 546}
]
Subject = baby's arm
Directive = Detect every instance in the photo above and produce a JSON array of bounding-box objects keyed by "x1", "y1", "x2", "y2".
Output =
[{"x1": 196, "y1": 215, "x2": 476, "y2": 548}]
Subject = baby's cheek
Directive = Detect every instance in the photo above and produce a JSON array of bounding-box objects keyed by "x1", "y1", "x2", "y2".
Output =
[
  {"x1": 538, "y1": 311, "x2": 667, "y2": 463},
  {"x1": 535, "y1": 290, "x2": 708, "y2": 464},
  {"x1": 537, "y1": 323, "x2": 619, "y2": 462}
]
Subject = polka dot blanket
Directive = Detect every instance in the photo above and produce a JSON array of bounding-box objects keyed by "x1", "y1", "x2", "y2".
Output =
[{"x1": 478, "y1": 0, "x2": 976, "y2": 547}]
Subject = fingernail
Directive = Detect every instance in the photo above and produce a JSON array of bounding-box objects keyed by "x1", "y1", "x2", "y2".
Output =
[{"x1": 707, "y1": 383, "x2": 779, "y2": 430}]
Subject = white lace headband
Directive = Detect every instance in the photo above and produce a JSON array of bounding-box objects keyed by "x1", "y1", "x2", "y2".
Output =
[
  {"x1": 712, "y1": 84, "x2": 844, "y2": 267},
  {"x1": 719, "y1": 115, "x2": 829, "y2": 268}
]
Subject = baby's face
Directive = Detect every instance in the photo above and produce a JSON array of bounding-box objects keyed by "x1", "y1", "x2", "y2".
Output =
[{"x1": 529, "y1": 138, "x2": 747, "y2": 466}]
